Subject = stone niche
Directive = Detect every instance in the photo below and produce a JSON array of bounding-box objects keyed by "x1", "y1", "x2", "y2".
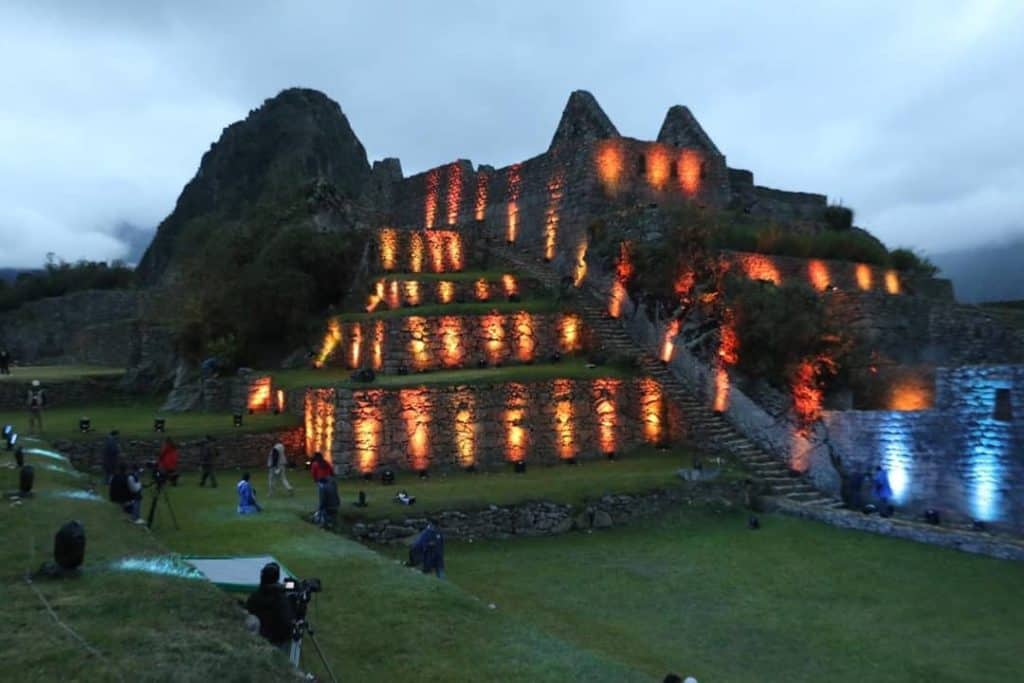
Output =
[{"x1": 310, "y1": 377, "x2": 681, "y2": 474}]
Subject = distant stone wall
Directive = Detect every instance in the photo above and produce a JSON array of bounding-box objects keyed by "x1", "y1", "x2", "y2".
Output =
[
  {"x1": 58, "y1": 427, "x2": 305, "y2": 474},
  {"x1": 358, "y1": 274, "x2": 540, "y2": 309},
  {"x1": 727, "y1": 168, "x2": 827, "y2": 222},
  {"x1": 303, "y1": 377, "x2": 682, "y2": 474},
  {"x1": 0, "y1": 375, "x2": 129, "y2": 412},
  {"x1": 319, "y1": 312, "x2": 591, "y2": 373}
]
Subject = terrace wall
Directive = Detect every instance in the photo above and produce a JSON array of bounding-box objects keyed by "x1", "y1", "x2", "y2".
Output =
[{"x1": 303, "y1": 377, "x2": 682, "y2": 474}]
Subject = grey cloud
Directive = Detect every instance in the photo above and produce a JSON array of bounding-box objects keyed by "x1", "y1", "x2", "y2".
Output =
[{"x1": 1, "y1": 0, "x2": 1022, "y2": 267}]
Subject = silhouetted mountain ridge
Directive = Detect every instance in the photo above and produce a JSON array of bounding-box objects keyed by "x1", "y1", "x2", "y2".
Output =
[{"x1": 932, "y1": 236, "x2": 1024, "y2": 303}]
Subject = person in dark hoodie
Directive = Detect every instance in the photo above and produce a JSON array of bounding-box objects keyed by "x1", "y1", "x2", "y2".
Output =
[
  {"x1": 245, "y1": 562, "x2": 295, "y2": 652},
  {"x1": 102, "y1": 430, "x2": 121, "y2": 484},
  {"x1": 409, "y1": 519, "x2": 445, "y2": 578}
]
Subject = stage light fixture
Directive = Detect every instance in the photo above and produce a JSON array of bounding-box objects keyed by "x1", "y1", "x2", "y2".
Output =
[
  {"x1": 605, "y1": 452, "x2": 617, "y2": 461},
  {"x1": 6, "y1": 432, "x2": 17, "y2": 451},
  {"x1": 972, "y1": 520, "x2": 987, "y2": 532},
  {"x1": 381, "y1": 469, "x2": 395, "y2": 485},
  {"x1": 53, "y1": 520, "x2": 86, "y2": 571},
  {"x1": 924, "y1": 509, "x2": 941, "y2": 525},
  {"x1": 19, "y1": 464, "x2": 35, "y2": 495},
  {"x1": 476, "y1": 358, "x2": 488, "y2": 369},
  {"x1": 565, "y1": 457, "x2": 578, "y2": 466},
  {"x1": 513, "y1": 461, "x2": 527, "y2": 474},
  {"x1": 417, "y1": 468, "x2": 429, "y2": 480},
  {"x1": 463, "y1": 464, "x2": 477, "y2": 473},
  {"x1": 153, "y1": 418, "x2": 166, "y2": 433},
  {"x1": 79, "y1": 417, "x2": 91, "y2": 433},
  {"x1": 233, "y1": 414, "x2": 243, "y2": 427},
  {"x1": 397, "y1": 364, "x2": 409, "y2": 376}
]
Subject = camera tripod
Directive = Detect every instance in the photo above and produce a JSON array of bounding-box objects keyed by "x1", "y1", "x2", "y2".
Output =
[
  {"x1": 289, "y1": 618, "x2": 338, "y2": 682},
  {"x1": 146, "y1": 479, "x2": 179, "y2": 530}
]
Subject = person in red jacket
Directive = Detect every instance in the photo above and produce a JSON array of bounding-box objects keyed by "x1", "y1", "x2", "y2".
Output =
[
  {"x1": 157, "y1": 437, "x2": 180, "y2": 486},
  {"x1": 309, "y1": 451, "x2": 332, "y2": 482}
]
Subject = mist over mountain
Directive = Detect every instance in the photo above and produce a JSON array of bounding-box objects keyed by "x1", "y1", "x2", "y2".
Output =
[
  {"x1": 113, "y1": 221, "x2": 155, "y2": 266},
  {"x1": 932, "y1": 236, "x2": 1024, "y2": 303}
]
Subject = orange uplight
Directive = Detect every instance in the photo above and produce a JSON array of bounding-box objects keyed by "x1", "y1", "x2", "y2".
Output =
[
  {"x1": 304, "y1": 389, "x2": 335, "y2": 457},
  {"x1": 353, "y1": 391, "x2": 382, "y2": 473},
  {"x1": 438, "y1": 281, "x2": 455, "y2": 304},
  {"x1": 427, "y1": 231, "x2": 445, "y2": 273},
  {"x1": 742, "y1": 254, "x2": 782, "y2": 285},
  {"x1": 615, "y1": 242, "x2": 634, "y2": 283},
  {"x1": 482, "y1": 313, "x2": 505, "y2": 365},
  {"x1": 596, "y1": 140, "x2": 624, "y2": 191},
  {"x1": 513, "y1": 311, "x2": 535, "y2": 363},
  {"x1": 559, "y1": 313, "x2": 582, "y2": 352},
  {"x1": 573, "y1": 240, "x2": 588, "y2": 287},
  {"x1": 372, "y1": 320, "x2": 385, "y2": 371},
  {"x1": 885, "y1": 270, "x2": 901, "y2": 295},
  {"x1": 889, "y1": 382, "x2": 934, "y2": 411},
  {"x1": 474, "y1": 278, "x2": 490, "y2": 302},
  {"x1": 380, "y1": 228, "x2": 397, "y2": 271},
  {"x1": 674, "y1": 269, "x2": 696, "y2": 298},
  {"x1": 247, "y1": 377, "x2": 272, "y2": 413},
  {"x1": 439, "y1": 316, "x2": 464, "y2": 368},
  {"x1": 608, "y1": 280, "x2": 627, "y2": 319},
  {"x1": 660, "y1": 319, "x2": 680, "y2": 363},
  {"x1": 594, "y1": 379, "x2": 620, "y2": 455},
  {"x1": 406, "y1": 316, "x2": 431, "y2": 370},
  {"x1": 713, "y1": 367, "x2": 731, "y2": 413},
  {"x1": 366, "y1": 280, "x2": 385, "y2": 312},
  {"x1": 446, "y1": 163, "x2": 462, "y2": 226},
  {"x1": 792, "y1": 359, "x2": 823, "y2": 425},
  {"x1": 400, "y1": 388, "x2": 431, "y2": 471},
  {"x1": 504, "y1": 383, "x2": 528, "y2": 462},
  {"x1": 315, "y1": 318, "x2": 343, "y2": 368},
  {"x1": 639, "y1": 378, "x2": 664, "y2": 444},
  {"x1": 403, "y1": 280, "x2": 421, "y2": 307},
  {"x1": 678, "y1": 149, "x2": 702, "y2": 196},
  {"x1": 386, "y1": 280, "x2": 400, "y2": 309},
  {"x1": 502, "y1": 274, "x2": 518, "y2": 297},
  {"x1": 808, "y1": 260, "x2": 830, "y2": 291},
  {"x1": 647, "y1": 144, "x2": 671, "y2": 190},
  {"x1": 506, "y1": 164, "x2": 521, "y2": 243},
  {"x1": 856, "y1": 263, "x2": 873, "y2": 291},
  {"x1": 276, "y1": 389, "x2": 285, "y2": 413},
  {"x1": 425, "y1": 169, "x2": 439, "y2": 229},
  {"x1": 544, "y1": 172, "x2": 564, "y2": 261},
  {"x1": 446, "y1": 231, "x2": 464, "y2": 271},
  {"x1": 410, "y1": 232, "x2": 424, "y2": 273},
  {"x1": 553, "y1": 379, "x2": 575, "y2": 460},
  {"x1": 453, "y1": 396, "x2": 476, "y2": 468},
  {"x1": 474, "y1": 172, "x2": 488, "y2": 221},
  {"x1": 348, "y1": 322, "x2": 362, "y2": 369}
]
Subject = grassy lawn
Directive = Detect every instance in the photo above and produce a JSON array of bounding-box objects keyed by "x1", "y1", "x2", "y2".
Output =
[
  {"x1": 336, "y1": 298, "x2": 562, "y2": 321},
  {"x1": 0, "y1": 364, "x2": 125, "y2": 383},
  {"x1": 0, "y1": 400, "x2": 300, "y2": 443},
  {"x1": 272, "y1": 357, "x2": 639, "y2": 390},
  {"x1": 0, "y1": 439, "x2": 294, "y2": 682}
]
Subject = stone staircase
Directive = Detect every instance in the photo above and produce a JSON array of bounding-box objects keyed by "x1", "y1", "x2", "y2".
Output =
[{"x1": 495, "y1": 245, "x2": 841, "y2": 509}]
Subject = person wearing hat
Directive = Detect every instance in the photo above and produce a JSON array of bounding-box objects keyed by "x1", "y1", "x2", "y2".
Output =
[{"x1": 27, "y1": 380, "x2": 45, "y2": 434}]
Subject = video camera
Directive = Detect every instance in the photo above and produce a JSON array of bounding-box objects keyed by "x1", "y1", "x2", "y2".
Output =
[{"x1": 283, "y1": 576, "x2": 322, "y2": 620}]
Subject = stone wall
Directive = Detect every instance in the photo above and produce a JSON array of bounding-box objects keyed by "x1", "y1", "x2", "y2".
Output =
[
  {"x1": 0, "y1": 374, "x2": 130, "y2": 412},
  {"x1": 304, "y1": 377, "x2": 682, "y2": 474},
  {"x1": 823, "y1": 365, "x2": 1024, "y2": 531},
  {"x1": 359, "y1": 274, "x2": 540, "y2": 310},
  {"x1": 57, "y1": 427, "x2": 305, "y2": 474},
  {"x1": 727, "y1": 168, "x2": 828, "y2": 222},
  {"x1": 349, "y1": 480, "x2": 746, "y2": 542},
  {"x1": 318, "y1": 312, "x2": 591, "y2": 373}
]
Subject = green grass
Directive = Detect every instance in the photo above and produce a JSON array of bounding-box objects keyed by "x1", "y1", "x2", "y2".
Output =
[
  {"x1": 0, "y1": 440, "x2": 294, "y2": 682},
  {"x1": 0, "y1": 365, "x2": 125, "y2": 383},
  {"x1": 0, "y1": 400, "x2": 300, "y2": 443},
  {"x1": 336, "y1": 298, "x2": 561, "y2": 321},
  {"x1": 271, "y1": 358, "x2": 639, "y2": 391}
]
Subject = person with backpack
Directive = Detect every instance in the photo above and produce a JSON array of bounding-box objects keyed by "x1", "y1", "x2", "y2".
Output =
[
  {"x1": 109, "y1": 463, "x2": 145, "y2": 524},
  {"x1": 267, "y1": 442, "x2": 294, "y2": 496},
  {"x1": 26, "y1": 380, "x2": 45, "y2": 434}
]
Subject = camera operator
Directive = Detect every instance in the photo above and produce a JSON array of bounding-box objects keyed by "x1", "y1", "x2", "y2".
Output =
[
  {"x1": 109, "y1": 463, "x2": 145, "y2": 524},
  {"x1": 157, "y1": 437, "x2": 180, "y2": 485},
  {"x1": 245, "y1": 562, "x2": 296, "y2": 653}
]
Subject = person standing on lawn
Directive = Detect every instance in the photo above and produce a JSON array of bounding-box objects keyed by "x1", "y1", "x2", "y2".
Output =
[{"x1": 199, "y1": 435, "x2": 218, "y2": 487}]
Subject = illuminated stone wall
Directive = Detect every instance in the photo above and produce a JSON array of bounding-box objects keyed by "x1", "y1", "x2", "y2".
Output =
[
  {"x1": 320, "y1": 377, "x2": 681, "y2": 473},
  {"x1": 317, "y1": 312, "x2": 590, "y2": 372},
  {"x1": 823, "y1": 365, "x2": 1024, "y2": 531},
  {"x1": 361, "y1": 275, "x2": 534, "y2": 311}
]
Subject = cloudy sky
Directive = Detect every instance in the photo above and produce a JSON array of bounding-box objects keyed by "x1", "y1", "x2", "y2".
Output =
[{"x1": 1, "y1": 0, "x2": 1022, "y2": 268}]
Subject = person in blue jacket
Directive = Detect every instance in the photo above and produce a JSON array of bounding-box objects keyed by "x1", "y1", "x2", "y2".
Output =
[
  {"x1": 409, "y1": 519, "x2": 445, "y2": 578},
  {"x1": 872, "y1": 465, "x2": 893, "y2": 507},
  {"x1": 237, "y1": 472, "x2": 262, "y2": 514}
]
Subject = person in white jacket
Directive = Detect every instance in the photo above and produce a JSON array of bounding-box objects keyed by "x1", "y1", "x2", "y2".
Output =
[{"x1": 267, "y1": 442, "x2": 294, "y2": 496}]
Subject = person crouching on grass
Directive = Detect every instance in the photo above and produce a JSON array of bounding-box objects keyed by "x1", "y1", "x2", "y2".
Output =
[{"x1": 237, "y1": 472, "x2": 262, "y2": 514}]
